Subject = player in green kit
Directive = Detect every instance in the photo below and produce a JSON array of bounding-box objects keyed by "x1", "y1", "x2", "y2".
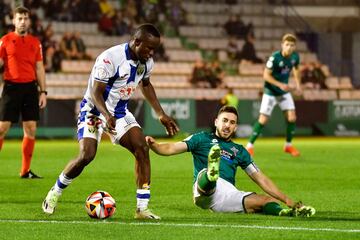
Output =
[
  {"x1": 246, "y1": 33, "x2": 302, "y2": 157},
  {"x1": 146, "y1": 106, "x2": 315, "y2": 217},
  {"x1": 221, "y1": 87, "x2": 239, "y2": 109}
]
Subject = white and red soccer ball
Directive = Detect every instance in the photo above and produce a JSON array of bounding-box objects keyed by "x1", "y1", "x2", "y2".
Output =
[{"x1": 85, "y1": 191, "x2": 116, "y2": 219}]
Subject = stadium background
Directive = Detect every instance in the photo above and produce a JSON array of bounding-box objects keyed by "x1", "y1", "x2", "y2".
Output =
[
  {"x1": 1, "y1": 2, "x2": 360, "y2": 239},
  {"x1": 1, "y1": 0, "x2": 360, "y2": 138}
]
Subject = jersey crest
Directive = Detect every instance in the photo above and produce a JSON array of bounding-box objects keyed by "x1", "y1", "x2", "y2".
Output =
[
  {"x1": 230, "y1": 146, "x2": 239, "y2": 157},
  {"x1": 137, "y1": 64, "x2": 145, "y2": 75}
]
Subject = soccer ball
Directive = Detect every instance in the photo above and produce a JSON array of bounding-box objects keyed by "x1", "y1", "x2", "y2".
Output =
[{"x1": 85, "y1": 190, "x2": 116, "y2": 219}]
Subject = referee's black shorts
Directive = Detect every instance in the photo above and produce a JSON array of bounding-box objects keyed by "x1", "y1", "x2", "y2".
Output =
[{"x1": 0, "y1": 81, "x2": 40, "y2": 123}]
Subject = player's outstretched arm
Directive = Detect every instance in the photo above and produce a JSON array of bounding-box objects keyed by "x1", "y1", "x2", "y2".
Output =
[
  {"x1": 140, "y1": 78, "x2": 179, "y2": 136},
  {"x1": 145, "y1": 136, "x2": 187, "y2": 156},
  {"x1": 158, "y1": 114, "x2": 179, "y2": 136},
  {"x1": 249, "y1": 171, "x2": 295, "y2": 208}
]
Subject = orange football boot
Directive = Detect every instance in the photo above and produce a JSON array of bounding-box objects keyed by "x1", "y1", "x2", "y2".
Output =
[{"x1": 284, "y1": 145, "x2": 300, "y2": 157}]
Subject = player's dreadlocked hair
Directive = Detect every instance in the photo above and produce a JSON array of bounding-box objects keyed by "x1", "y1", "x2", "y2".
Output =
[{"x1": 217, "y1": 106, "x2": 238, "y2": 119}]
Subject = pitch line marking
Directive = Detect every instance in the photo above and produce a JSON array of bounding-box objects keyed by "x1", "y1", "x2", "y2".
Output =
[{"x1": 0, "y1": 219, "x2": 359, "y2": 233}]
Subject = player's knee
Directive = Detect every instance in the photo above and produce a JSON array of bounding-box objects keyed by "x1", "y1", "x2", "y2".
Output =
[
  {"x1": 134, "y1": 141, "x2": 149, "y2": 155},
  {"x1": 258, "y1": 115, "x2": 268, "y2": 125},
  {"x1": 24, "y1": 131, "x2": 36, "y2": 139},
  {"x1": 286, "y1": 111, "x2": 296, "y2": 122},
  {"x1": 287, "y1": 116, "x2": 296, "y2": 122},
  {"x1": 0, "y1": 123, "x2": 11, "y2": 137},
  {"x1": 245, "y1": 194, "x2": 275, "y2": 213},
  {"x1": 0, "y1": 127, "x2": 8, "y2": 138}
]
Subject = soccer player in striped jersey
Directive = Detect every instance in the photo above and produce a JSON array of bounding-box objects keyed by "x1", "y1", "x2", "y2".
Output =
[
  {"x1": 42, "y1": 24, "x2": 179, "y2": 219},
  {"x1": 146, "y1": 106, "x2": 315, "y2": 217}
]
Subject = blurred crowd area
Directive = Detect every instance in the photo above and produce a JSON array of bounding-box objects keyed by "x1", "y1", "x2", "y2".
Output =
[
  {"x1": 0, "y1": 0, "x2": 356, "y2": 100},
  {"x1": 0, "y1": 0, "x2": 188, "y2": 72}
]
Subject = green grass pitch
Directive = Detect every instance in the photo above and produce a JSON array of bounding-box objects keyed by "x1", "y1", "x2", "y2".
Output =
[{"x1": 0, "y1": 137, "x2": 359, "y2": 240}]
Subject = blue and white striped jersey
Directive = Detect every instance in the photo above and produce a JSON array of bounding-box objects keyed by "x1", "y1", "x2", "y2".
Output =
[{"x1": 81, "y1": 43, "x2": 153, "y2": 119}]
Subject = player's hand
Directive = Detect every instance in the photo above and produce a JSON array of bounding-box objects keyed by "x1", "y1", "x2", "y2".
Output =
[
  {"x1": 105, "y1": 115, "x2": 117, "y2": 135},
  {"x1": 145, "y1": 136, "x2": 156, "y2": 145},
  {"x1": 159, "y1": 114, "x2": 179, "y2": 136},
  {"x1": 285, "y1": 199, "x2": 304, "y2": 209},
  {"x1": 279, "y1": 83, "x2": 290, "y2": 92},
  {"x1": 293, "y1": 86, "x2": 303, "y2": 96},
  {"x1": 39, "y1": 93, "x2": 47, "y2": 109}
]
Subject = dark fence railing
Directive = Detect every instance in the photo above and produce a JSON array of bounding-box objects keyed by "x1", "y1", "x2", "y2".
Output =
[{"x1": 270, "y1": 0, "x2": 318, "y2": 52}]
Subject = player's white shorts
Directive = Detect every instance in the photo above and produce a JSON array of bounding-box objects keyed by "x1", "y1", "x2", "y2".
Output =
[
  {"x1": 259, "y1": 92, "x2": 295, "y2": 116},
  {"x1": 193, "y1": 174, "x2": 254, "y2": 213},
  {"x1": 77, "y1": 109, "x2": 140, "y2": 144}
]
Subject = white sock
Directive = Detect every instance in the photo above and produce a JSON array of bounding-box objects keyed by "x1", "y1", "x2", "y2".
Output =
[
  {"x1": 54, "y1": 172, "x2": 73, "y2": 194},
  {"x1": 246, "y1": 142, "x2": 253, "y2": 148},
  {"x1": 285, "y1": 142, "x2": 292, "y2": 147},
  {"x1": 136, "y1": 189, "x2": 150, "y2": 211}
]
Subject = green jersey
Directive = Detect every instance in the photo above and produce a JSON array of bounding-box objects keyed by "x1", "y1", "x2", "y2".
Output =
[
  {"x1": 264, "y1": 50, "x2": 300, "y2": 96},
  {"x1": 184, "y1": 132, "x2": 253, "y2": 186}
]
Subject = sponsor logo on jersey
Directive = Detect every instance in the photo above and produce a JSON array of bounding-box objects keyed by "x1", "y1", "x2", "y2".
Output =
[
  {"x1": 137, "y1": 64, "x2": 145, "y2": 75},
  {"x1": 211, "y1": 139, "x2": 218, "y2": 143},
  {"x1": 221, "y1": 150, "x2": 234, "y2": 162},
  {"x1": 281, "y1": 66, "x2": 290, "y2": 74},
  {"x1": 119, "y1": 86, "x2": 136, "y2": 99}
]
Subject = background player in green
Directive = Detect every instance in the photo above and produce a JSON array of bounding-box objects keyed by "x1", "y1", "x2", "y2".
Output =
[
  {"x1": 146, "y1": 106, "x2": 314, "y2": 217},
  {"x1": 246, "y1": 33, "x2": 302, "y2": 157},
  {"x1": 220, "y1": 86, "x2": 239, "y2": 109}
]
